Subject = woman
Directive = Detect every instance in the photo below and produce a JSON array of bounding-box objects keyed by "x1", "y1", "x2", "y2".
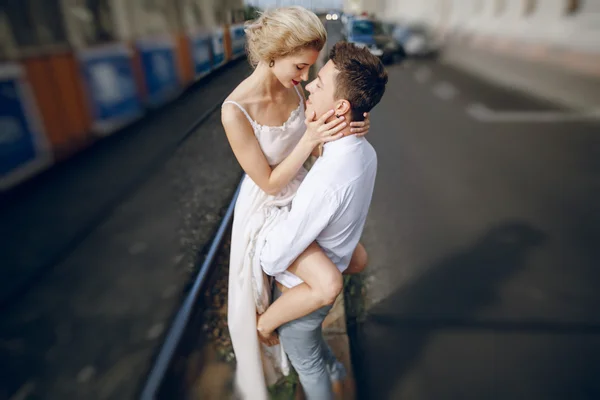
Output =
[{"x1": 221, "y1": 6, "x2": 370, "y2": 399}]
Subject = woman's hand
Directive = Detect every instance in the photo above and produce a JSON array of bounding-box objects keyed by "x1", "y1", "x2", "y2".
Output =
[
  {"x1": 303, "y1": 109, "x2": 347, "y2": 146},
  {"x1": 350, "y1": 112, "x2": 370, "y2": 137},
  {"x1": 257, "y1": 314, "x2": 279, "y2": 346}
]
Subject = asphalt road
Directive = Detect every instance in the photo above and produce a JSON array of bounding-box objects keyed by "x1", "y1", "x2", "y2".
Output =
[{"x1": 321, "y1": 20, "x2": 600, "y2": 400}]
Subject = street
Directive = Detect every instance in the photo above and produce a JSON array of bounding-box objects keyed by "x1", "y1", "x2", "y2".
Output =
[{"x1": 320, "y1": 19, "x2": 600, "y2": 399}]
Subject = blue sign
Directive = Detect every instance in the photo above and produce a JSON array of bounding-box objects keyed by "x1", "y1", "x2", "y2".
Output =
[
  {"x1": 0, "y1": 66, "x2": 49, "y2": 189},
  {"x1": 230, "y1": 24, "x2": 246, "y2": 59},
  {"x1": 190, "y1": 33, "x2": 212, "y2": 79},
  {"x1": 78, "y1": 44, "x2": 143, "y2": 133},
  {"x1": 137, "y1": 39, "x2": 180, "y2": 107},
  {"x1": 212, "y1": 28, "x2": 225, "y2": 68}
]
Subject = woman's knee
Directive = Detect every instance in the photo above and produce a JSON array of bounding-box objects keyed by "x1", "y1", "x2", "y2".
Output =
[
  {"x1": 290, "y1": 242, "x2": 343, "y2": 305},
  {"x1": 318, "y1": 270, "x2": 343, "y2": 306}
]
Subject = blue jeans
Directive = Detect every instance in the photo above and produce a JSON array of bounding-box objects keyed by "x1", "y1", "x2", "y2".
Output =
[{"x1": 274, "y1": 286, "x2": 347, "y2": 400}]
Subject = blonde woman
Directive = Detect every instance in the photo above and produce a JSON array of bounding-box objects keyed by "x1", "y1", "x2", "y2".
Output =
[{"x1": 221, "y1": 7, "x2": 370, "y2": 399}]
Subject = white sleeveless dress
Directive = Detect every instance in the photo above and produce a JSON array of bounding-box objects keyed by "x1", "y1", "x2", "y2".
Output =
[{"x1": 223, "y1": 86, "x2": 307, "y2": 400}]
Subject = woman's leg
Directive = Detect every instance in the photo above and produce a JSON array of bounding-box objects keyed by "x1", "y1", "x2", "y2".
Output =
[
  {"x1": 257, "y1": 242, "x2": 368, "y2": 341},
  {"x1": 257, "y1": 242, "x2": 341, "y2": 342}
]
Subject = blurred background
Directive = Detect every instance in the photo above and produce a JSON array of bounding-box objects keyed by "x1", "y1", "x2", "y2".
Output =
[
  {"x1": 1, "y1": 1, "x2": 599, "y2": 399},
  {"x1": 2, "y1": 0, "x2": 599, "y2": 191}
]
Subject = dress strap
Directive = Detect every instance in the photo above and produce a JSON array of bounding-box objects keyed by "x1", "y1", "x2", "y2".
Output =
[
  {"x1": 222, "y1": 100, "x2": 256, "y2": 127},
  {"x1": 293, "y1": 85, "x2": 304, "y2": 102}
]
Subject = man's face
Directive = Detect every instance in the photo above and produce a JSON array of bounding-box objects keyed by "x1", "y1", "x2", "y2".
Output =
[{"x1": 305, "y1": 60, "x2": 339, "y2": 121}]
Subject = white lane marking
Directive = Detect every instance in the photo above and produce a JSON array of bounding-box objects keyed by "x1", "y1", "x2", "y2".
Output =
[
  {"x1": 433, "y1": 82, "x2": 458, "y2": 100},
  {"x1": 129, "y1": 241, "x2": 148, "y2": 255},
  {"x1": 77, "y1": 366, "x2": 96, "y2": 383},
  {"x1": 466, "y1": 103, "x2": 600, "y2": 123},
  {"x1": 414, "y1": 66, "x2": 431, "y2": 83},
  {"x1": 9, "y1": 382, "x2": 36, "y2": 400},
  {"x1": 147, "y1": 323, "x2": 165, "y2": 340}
]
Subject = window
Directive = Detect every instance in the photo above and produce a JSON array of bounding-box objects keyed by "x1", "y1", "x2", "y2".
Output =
[
  {"x1": 87, "y1": 0, "x2": 115, "y2": 42},
  {"x1": 133, "y1": 0, "x2": 177, "y2": 36},
  {"x1": 439, "y1": 0, "x2": 452, "y2": 18},
  {"x1": 0, "y1": 0, "x2": 67, "y2": 50},
  {"x1": 31, "y1": 0, "x2": 67, "y2": 44},
  {"x1": 64, "y1": 0, "x2": 117, "y2": 46},
  {"x1": 214, "y1": 7, "x2": 225, "y2": 25},
  {"x1": 523, "y1": 0, "x2": 536, "y2": 16},
  {"x1": 495, "y1": 0, "x2": 506, "y2": 16},
  {"x1": 179, "y1": 0, "x2": 218, "y2": 30},
  {"x1": 373, "y1": 21, "x2": 386, "y2": 36},
  {"x1": 191, "y1": 1, "x2": 204, "y2": 25},
  {"x1": 177, "y1": 0, "x2": 200, "y2": 31},
  {"x1": 232, "y1": 9, "x2": 246, "y2": 24},
  {"x1": 351, "y1": 20, "x2": 374, "y2": 36},
  {"x1": 1, "y1": 1, "x2": 38, "y2": 48},
  {"x1": 0, "y1": 9, "x2": 17, "y2": 59},
  {"x1": 565, "y1": 0, "x2": 580, "y2": 15},
  {"x1": 243, "y1": 5, "x2": 261, "y2": 21}
]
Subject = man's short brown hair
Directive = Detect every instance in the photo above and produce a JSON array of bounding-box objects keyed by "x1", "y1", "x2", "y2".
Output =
[{"x1": 329, "y1": 41, "x2": 388, "y2": 122}]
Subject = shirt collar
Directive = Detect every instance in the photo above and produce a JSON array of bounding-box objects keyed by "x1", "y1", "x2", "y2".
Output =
[{"x1": 322, "y1": 134, "x2": 364, "y2": 157}]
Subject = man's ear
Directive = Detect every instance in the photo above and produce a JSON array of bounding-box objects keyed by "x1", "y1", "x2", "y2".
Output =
[{"x1": 335, "y1": 100, "x2": 351, "y2": 117}]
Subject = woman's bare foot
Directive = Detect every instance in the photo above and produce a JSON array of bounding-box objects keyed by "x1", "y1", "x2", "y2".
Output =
[{"x1": 332, "y1": 380, "x2": 344, "y2": 400}]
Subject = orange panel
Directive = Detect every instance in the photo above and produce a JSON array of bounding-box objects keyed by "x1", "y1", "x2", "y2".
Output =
[
  {"x1": 131, "y1": 44, "x2": 148, "y2": 100},
  {"x1": 175, "y1": 33, "x2": 194, "y2": 86},
  {"x1": 23, "y1": 57, "x2": 69, "y2": 152},
  {"x1": 224, "y1": 24, "x2": 233, "y2": 62},
  {"x1": 49, "y1": 53, "x2": 92, "y2": 145}
]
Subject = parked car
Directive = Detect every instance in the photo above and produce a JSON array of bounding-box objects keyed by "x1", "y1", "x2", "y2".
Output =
[
  {"x1": 325, "y1": 10, "x2": 339, "y2": 21},
  {"x1": 344, "y1": 17, "x2": 404, "y2": 64},
  {"x1": 340, "y1": 12, "x2": 351, "y2": 25},
  {"x1": 386, "y1": 22, "x2": 441, "y2": 58}
]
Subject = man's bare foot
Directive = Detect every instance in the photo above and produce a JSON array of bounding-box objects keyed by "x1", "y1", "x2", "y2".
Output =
[{"x1": 257, "y1": 314, "x2": 279, "y2": 346}]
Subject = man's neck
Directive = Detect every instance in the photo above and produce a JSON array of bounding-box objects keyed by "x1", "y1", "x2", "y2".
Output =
[
  {"x1": 327, "y1": 111, "x2": 354, "y2": 137},
  {"x1": 323, "y1": 130, "x2": 361, "y2": 154}
]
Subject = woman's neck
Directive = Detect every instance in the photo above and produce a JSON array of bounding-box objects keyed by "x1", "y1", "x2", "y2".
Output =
[{"x1": 251, "y1": 62, "x2": 288, "y2": 100}]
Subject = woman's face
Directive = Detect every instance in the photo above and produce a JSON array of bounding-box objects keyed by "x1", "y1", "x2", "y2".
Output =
[{"x1": 271, "y1": 48, "x2": 320, "y2": 89}]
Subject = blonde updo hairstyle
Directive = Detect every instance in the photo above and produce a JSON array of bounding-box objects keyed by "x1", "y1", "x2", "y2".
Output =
[{"x1": 244, "y1": 6, "x2": 327, "y2": 68}]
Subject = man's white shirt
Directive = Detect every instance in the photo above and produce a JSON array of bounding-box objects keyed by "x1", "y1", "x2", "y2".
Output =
[{"x1": 260, "y1": 134, "x2": 377, "y2": 288}]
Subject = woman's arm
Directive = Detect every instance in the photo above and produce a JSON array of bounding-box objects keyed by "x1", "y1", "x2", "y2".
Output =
[
  {"x1": 351, "y1": 112, "x2": 371, "y2": 136},
  {"x1": 222, "y1": 106, "x2": 346, "y2": 195}
]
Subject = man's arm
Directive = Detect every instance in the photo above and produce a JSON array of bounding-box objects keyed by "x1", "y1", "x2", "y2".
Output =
[{"x1": 260, "y1": 185, "x2": 337, "y2": 276}]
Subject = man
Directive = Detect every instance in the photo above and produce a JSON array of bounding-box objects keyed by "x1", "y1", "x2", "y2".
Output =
[{"x1": 258, "y1": 41, "x2": 388, "y2": 399}]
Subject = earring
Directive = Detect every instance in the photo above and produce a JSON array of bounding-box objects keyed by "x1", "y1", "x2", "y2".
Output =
[{"x1": 269, "y1": 60, "x2": 275, "y2": 67}]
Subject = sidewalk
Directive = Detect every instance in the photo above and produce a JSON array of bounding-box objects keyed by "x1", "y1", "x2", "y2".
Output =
[{"x1": 441, "y1": 39, "x2": 600, "y2": 111}]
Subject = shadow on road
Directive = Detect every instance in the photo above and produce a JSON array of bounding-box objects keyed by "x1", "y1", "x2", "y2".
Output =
[{"x1": 351, "y1": 221, "x2": 546, "y2": 399}]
